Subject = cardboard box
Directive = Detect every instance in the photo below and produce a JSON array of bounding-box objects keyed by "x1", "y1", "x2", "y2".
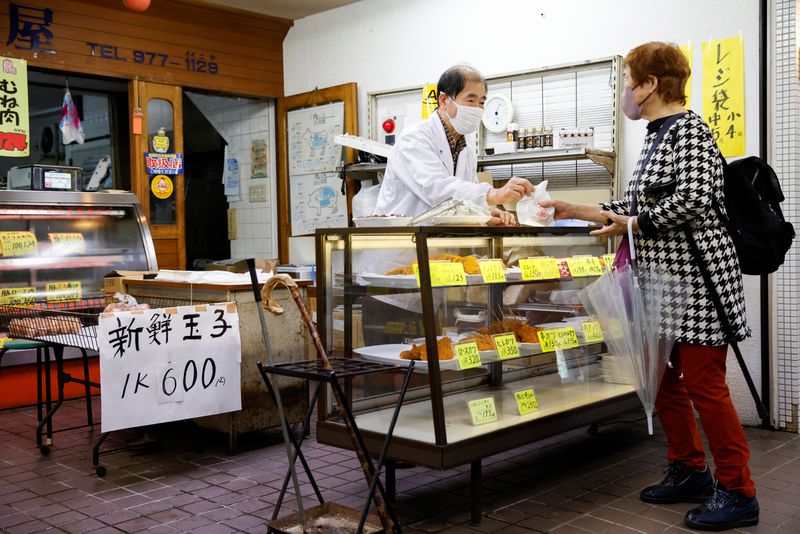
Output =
[
  {"x1": 204, "y1": 258, "x2": 279, "y2": 274},
  {"x1": 103, "y1": 270, "x2": 156, "y2": 296}
]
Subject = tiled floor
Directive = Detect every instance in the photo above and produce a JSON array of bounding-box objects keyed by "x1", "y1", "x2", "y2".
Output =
[{"x1": 1, "y1": 397, "x2": 798, "y2": 533}]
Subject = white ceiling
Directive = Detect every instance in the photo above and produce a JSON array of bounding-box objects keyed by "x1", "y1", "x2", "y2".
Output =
[{"x1": 194, "y1": 0, "x2": 360, "y2": 20}]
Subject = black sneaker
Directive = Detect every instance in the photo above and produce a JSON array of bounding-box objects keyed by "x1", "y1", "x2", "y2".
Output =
[
  {"x1": 684, "y1": 482, "x2": 759, "y2": 531},
  {"x1": 640, "y1": 461, "x2": 714, "y2": 504}
]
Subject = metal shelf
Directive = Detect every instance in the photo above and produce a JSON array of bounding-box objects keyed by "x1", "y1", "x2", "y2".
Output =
[
  {"x1": 340, "y1": 162, "x2": 386, "y2": 182},
  {"x1": 477, "y1": 148, "x2": 616, "y2": 174}
]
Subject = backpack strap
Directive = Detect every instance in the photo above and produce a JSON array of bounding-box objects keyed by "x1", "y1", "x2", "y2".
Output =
[{"x1": 629, "y1": 113, "x2": 687, "y2": 215}]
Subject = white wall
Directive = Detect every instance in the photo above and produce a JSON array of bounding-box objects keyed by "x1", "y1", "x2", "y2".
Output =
[{"x1": 284, "y1": 0, "x2": 765, "y2": 423}]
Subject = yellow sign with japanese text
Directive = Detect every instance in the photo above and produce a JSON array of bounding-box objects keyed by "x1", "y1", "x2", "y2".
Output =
[
  {"x1": 421, "y1": 84, "x2": 438, "y2": 119},
  {"x1": 519, "y1": 257, "x2": 560, "y2": 280},
  {"x1": 678, "y1": 43, "x2": 693, "y2": 107},
  {"x1": 49, "y1": 233, "x2": 86, "y2": 255},
  {"x1": 514, "y1": 387, "x2": 540, "y2": 415},
  {"x1": 478, "y1": 259, "x2": 506, "y2": 283},
  {"x1": 0, "y1": 57, "x2": 29, "y2": 157},
  {"x1": 467, "y1": 397, "x2": 498, "y2": 425},
  {"x1": 413, "y1": 262, "x2": 467, "y2": 287},
  {"x1": 702, "y1": 36, "x2": 745, "y2": 157},
  {"x1": 46, "y1": 281, "x2": 82, "y2": 303},
  {"x1": 455, "y1": 341, "x2": 482, "y2": 370},
  {"x1": 493, "y1": 333, "x2": 520, "y2": 360},
  {"x1": 566, "y1": 256, "x2": 603, "y2": 277},
  {"x1": 0, "y1": 231, "x2": 37, "y2": 257},
  {"x1": 582, "y1": 321, "x2": 604, "y2": 343},
  {"x1": 0, "y1": 287, "x2": 36, "y2": 307},
  {"x1": 537, "y1": 327, "x2": 580, "y2": 352}
]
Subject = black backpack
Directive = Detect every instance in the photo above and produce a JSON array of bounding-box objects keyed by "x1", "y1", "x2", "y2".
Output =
[{"x1": 714, "y1": 156, "x2": 795, "y2": 275}]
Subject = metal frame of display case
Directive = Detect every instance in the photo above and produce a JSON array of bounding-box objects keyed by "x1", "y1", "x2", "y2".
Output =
[{"x1": 314, "y1": 226, "x2": 640, "y2": 521}]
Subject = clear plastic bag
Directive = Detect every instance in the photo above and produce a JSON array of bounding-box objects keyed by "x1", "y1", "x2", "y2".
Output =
[
  {"x1": 516, "y1": 180, "x2": 555, "y2": 226},
  {"x1": 353, "y1": 183, "x2": 382, "y2": 217}
]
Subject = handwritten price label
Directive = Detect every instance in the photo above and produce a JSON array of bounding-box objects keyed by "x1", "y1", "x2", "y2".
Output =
[
  {"x1": 582, "y1": 321, "x2": 604, "y2": 343},
  {"x1": 46, "y1": 281, "x2": 82, "y2": 303},
  {"x1": 566, "y1": 256, "x2": 603, "y2": 277},
  {"x1": 413, "y1": 262, "x2": 467, "y2": 287},
  {"x1": 0, "y1": 231, "x2": 38, "y2": 257},
  {"x1": 0, "y1": 287, "x2": 36, "y2": 307},
  {"x1": 455, "y1": 341, "x2": 482, "y2": 370},
  {"x1": 49, "y1": 233, "x2": 86, "y2": 254},
  {"x1": 478, "y1": 259, "x2": 506, "y2": 283},
  {"x1": 537, "y1": 327, "x2": 580, "y2": 352},
  {"x1": 493, "y1": 333, "x2": 520, "y2": 360},
  {"x1": 468, "y1": 397, "x2": 498, "y2": 425},
  {"x1": 519, "y1": 257, "x2": 560, "y2": 280},
  {"x1": 515, "y1": 387, "x2": 540, "y2": 415}
]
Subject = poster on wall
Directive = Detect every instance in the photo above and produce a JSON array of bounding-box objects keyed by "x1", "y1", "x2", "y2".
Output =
[
  {"x1": 0, "y1": 57, "x2": 29, "y2": 157},
  {"x1": 702, "y1": 36, "x2": 745, "y2": 157},
  {"x1": 289, "y1": 172, "x2": 346, "y2": 236},
  {"x1": 288, "y1": 102, "x2": 344, "y2": 175},
  {"x1": 251, "y1": 139, "x2": 269, "y2": 178}
]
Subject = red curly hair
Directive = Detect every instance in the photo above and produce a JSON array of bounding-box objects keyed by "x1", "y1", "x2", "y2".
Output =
[{"x1": 623, "y1": 42, "x2": 690, "y2": 105}]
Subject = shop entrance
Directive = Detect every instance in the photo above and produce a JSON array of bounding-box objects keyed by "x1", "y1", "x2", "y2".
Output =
[
  {"x1": 130, "y1": 81, "x2": 185, "y2": 270},
  {"x1": 182, "y1": 96, "x2": 229, "y2": 269}
]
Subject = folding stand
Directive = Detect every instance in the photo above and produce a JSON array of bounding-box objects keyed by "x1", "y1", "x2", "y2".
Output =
[{"x1": 257, "y1": 358, "x2": 415, "y2": 534}]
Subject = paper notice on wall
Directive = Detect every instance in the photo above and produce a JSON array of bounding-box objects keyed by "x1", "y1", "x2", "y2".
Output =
[
  {"x1": 251, "y1": 139, "x2": 268, "y2": 178},
  {"x1": 289, "y1": 172, "x2": 346, "y2": 236},
  {"x1": 223, "y1": 156, "x2": 241, "y2": 201},
  {"x1": 227, "y1": 208, "x2": 237, "y2": 240},
  {"x1": 0, "y1": 57, "x2": 29, "y2": 157},
  {"x1": 702, "y1": 36, "x2": 745, "y2": 157},
  {"x1": 421, "y1": 84, "x2": 438, "y2": 119},
  {"x1": 678, "y1": 43, "x2": 693, "y2": 107},
  {"x1": 288, "y1": 102, "x2": 344, "y2": 175},
  {"x1": 98, "y1": 303, "x2": 242, "y2": 433}
]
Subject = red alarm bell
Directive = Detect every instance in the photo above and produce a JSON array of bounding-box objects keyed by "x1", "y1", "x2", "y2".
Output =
[
  {"x1": 382, "y1": 118, "x2": 396, "y2": 134},
  {"x1": 123, "y1": 0, "x2": 151, "y2": 12}
]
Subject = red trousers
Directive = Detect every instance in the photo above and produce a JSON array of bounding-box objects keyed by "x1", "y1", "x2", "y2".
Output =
[{"x1": 655, "y1": 342, "x2": 756, "y2": 498}]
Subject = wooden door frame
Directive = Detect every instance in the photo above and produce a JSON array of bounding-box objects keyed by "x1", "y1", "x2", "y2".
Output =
[
  {"x1": 276, "y1": 82, "x2": 358, "y2": 263},
  {"x1": 129, "y1": 80, "x2": 186, "y2": 270}
]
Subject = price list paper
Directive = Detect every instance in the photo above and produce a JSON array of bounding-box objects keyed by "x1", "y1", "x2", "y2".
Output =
[
  {"x1": 519, "y1": 257, "x2": 560, "y2": 280},
  {"x1": 565, "y1": 256, "x2": 603, "y2": 277},
  {"x1": 413, "y1": 262, "x2": 467, "y2": 287},
  {"x1": 478, "y1": 259, "x2": 506, "y2": 283},
  {"x1": 455, "y1": 341, "x2": 482, "y2": 370},
  {"x1": 537, "y1": 327, "x2": 580, "y2": 352},
  {"x1": 0, "y1": 231, "x2": 37, "y2": 257},
  {"x1": 467, "y1": 397, "x2": 498, "y2": 425}
]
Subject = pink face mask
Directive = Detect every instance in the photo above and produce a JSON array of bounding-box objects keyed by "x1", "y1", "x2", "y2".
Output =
[{"x1": 621, "y1": 85, "x2": 651, "y2": 120}]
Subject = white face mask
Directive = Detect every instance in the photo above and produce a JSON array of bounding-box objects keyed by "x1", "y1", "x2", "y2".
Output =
[{"x1": 444, "y1": 95, "x2": 483, "y2": 135}]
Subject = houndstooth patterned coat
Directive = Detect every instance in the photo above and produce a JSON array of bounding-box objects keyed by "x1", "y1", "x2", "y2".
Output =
[{"x1": 603, "y1": 111, "x2": 749, "y2": 346}]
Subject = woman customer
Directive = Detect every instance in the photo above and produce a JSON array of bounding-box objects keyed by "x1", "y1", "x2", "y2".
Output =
[{"x1": 541, "y1": 41, "x2": 758, "y2": 531}]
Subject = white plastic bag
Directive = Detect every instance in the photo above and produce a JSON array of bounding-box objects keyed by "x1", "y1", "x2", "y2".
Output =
[
  {"x1": 353, "y1": 183, "x2": 382, "y2": 217},
  {"x1": 516, "y1": 180, "x2": 555, "y2": 226},
  {"x1": 59, "y1": 88, "x2": 85, "y2": 145}
]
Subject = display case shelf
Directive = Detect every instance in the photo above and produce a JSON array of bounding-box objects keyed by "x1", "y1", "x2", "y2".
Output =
[{"x1": 478, "y1": 147, "x2": 616, "y2": 174}]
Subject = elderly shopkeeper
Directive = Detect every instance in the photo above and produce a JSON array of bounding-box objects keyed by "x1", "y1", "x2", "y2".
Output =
[{"x1": 373, "y1": 64, "x2": 534, "y2": 225}]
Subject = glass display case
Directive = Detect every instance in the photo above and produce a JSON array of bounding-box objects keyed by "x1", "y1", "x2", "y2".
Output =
[
  {"x1": 315, "y1": 226, "x2": 640, "y2": 511},
  {"x1": 0, "y1": 190, "x2": 157, "y2": 310}
]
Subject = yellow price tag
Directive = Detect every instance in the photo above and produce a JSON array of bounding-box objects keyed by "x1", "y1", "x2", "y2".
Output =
[
  {"x1": 566, "y1": 256, "x2": 603, "y2": 277},
  {"x1": 455, "y1": 341, "x2": 482, "y2": 370},
  {"x1": 601, "y1": 253, "x2": 616, "y2": 271},
  {"x1": 0, "y1": 287, "x2": 37, "y2": 307},
  {"x1": 519, "y1": 257, "x2": 560, "y2": 280},
  {"x1": 493, "y1": 333, "x2": 520, "y2": 360},
  {"x1": 412, "y1": 262, "x2": 467, "y2": 287},
  {"x1": 46, "y1": 281, "x2": 82, "y2": 303},
  {"x1": 537, "y1": 327, "x2": 580, "y2": 352},
  {"x1": 0, "y1": 231, "x2": 38, "y2": 257},
  {"x1": 582, "y1": 321, "x2": 604, "y2": 343},
  {"x1": 478, "y1": 259, "x2": 506, "y2": 283},
  {"x1": 49, "y1": 233, "x2": 86, "y2": 254},
  {"x1": 514, "y1": 388, "x2": 539, "y2": 415},
  {"x1": 0, "y1": 337, "x2": 12, "y2": 349},
  {"x1": 467, "y1": 397, "x2": 498, "y2": 425}
]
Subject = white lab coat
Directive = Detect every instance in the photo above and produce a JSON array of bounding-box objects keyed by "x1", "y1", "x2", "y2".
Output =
[{"x1": 374, "y1": 112, "x2": 491, "y2": 217}]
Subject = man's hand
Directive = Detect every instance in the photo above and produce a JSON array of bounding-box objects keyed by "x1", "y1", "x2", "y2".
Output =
[
  {"x1": 487, "y1": 208, "x2": 516, "y2": 226},
  {"x1": 539, "y1": 199, "x2": 573, "y2": 220},
  {"x1": 487, "y1": 177, "x2": 534, "y2": 205}
]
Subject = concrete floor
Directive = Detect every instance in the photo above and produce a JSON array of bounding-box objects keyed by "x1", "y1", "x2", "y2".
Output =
[{"x1": 0, "y1": 397, "x2": 798, "y2": 533}]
